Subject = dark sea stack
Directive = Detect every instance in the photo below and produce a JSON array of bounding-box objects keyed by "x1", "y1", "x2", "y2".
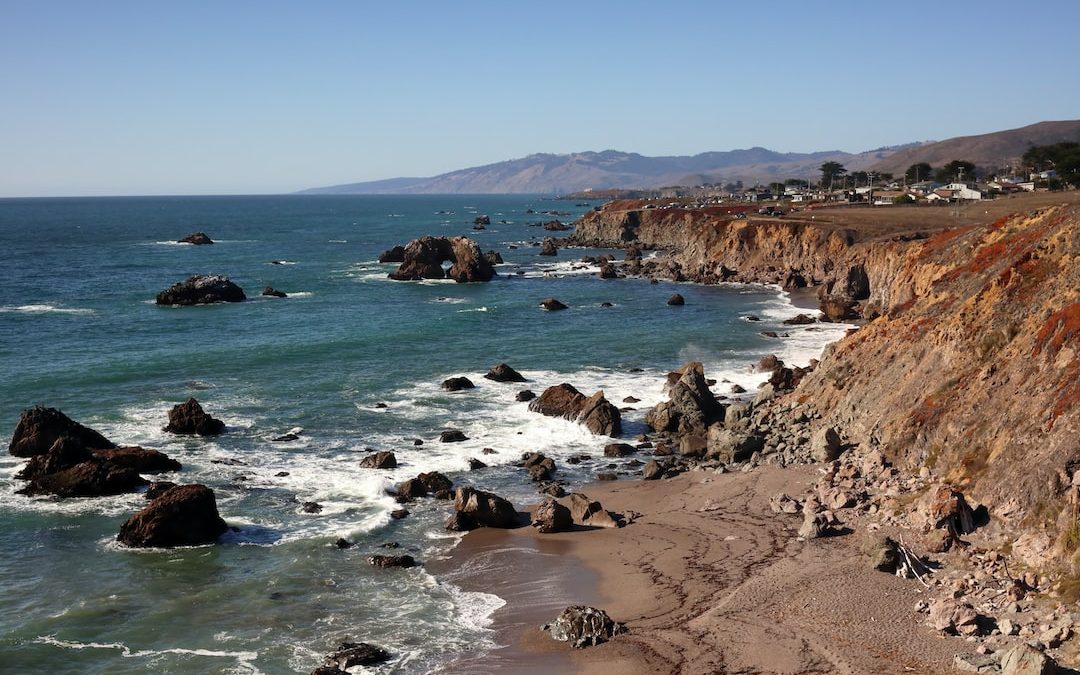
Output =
[
  {"x1": 453, "y1": 486, "x2": 518, "y2": 528},
  {"x1": 667, "y1": 293, "x2": 685, "y2": 306},
  {"x1": 177, "y1": 232, "x2": 214, "y2": 245},
  {"x1": 539, "y1": 238, "x2": 558, "y2": 256},
  {"x1": 155, "y1": 274, "x2": 246, "y2": 306},
  {"x1": 441, "y1": 376, "x2": 475, "y2": 392},
  {"x1": 117, "y1": 484, "x2": 228, "y2": 548},
  {"x1": 359, "y1": 451, "x2": 397, "y2": 469},
  {"x1": 164, "y1": 398, "x2": 225, "y2": 436},
  {"x1": 439, "y1": 429, "x2": 468, "y2": 443},
  {"x1": 603, "y1": 443, "x2": 635, "y2": 458},
  {"x1": 599, "y1": 261, "x2": 618, "y2": 279},
  {"x1": 782, "y1": 313, "x2": 817, "y2": 325},
  {"x1": 388, "y1": 235, "x2": 495, "y2": 282},
  {"x1": 484, "y1": 363, "x2": 526, "y2": 383},
  {"x1": 19, "y1": 459, "x2": 145, "y2": 498},
  {"x1": 484, "y1": 250, "x2": 503, "y2": 265},
  {"x1": 261, "y1": 287, "x2": 287, "y2": 298},
  {"x1": 93, "y1": 446, "x2": 181, "y2": 473},
  {"x1": 473, "y1": 215, "x2": 490, "y2": 226},
  {"x1": 320, "y1": 642, "x2": 391, "y2": 671},
  {"x1": 516, "y1": 390, "x2": 536, "y2": 402},
  {"x1": 378, "y1": 245, "x2": 406, "y2": 263},
  {"x1": 539, "y1": 298, "x2": 568, "y2": 311},
  {"x1": 9, "y1": 406, "x2": 115, "y2": 457},
  {"x1": 577, "y1": 390, "x2": 622, "y2": 437}
]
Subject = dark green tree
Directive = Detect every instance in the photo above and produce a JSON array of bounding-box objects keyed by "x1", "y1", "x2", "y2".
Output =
[
  {"x1": 934, "y1": 160, "x2": 976, "y2": 184},
  {"x1": 768, "y1": 182, "x2": 786, "y2": 197},
  {"x1": 1022, "y1": 142, "x2": 1080, "y2": 187},
  {"x1": 905, "y1": 162, "x2": 933, "y2": 183},
  {"x1": 819, "y1": 161, "x2": 847, "y2": 188},
  {"x1": 850, "y1": 171, "x2": 869, "y2": 187}
]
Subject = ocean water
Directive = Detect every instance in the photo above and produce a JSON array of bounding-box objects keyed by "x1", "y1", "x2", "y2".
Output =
[{"x1": 0, "y1": 195, "x2": 846, "y2": 674}]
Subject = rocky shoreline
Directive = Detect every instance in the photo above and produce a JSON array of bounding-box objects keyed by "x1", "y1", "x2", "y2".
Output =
[{"x1": 434, "y1": 194, "x2": 1080, "y2": 673}]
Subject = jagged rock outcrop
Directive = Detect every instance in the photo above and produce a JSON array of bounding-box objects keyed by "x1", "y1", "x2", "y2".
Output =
[
  {"x1": 9, "y1": 406, "x2": 115, "y2": 457},
  {"x1": 531, "y1": 499, "x2": 572, "y2": 533},
  {"x1": 155, "y1": 275, "x2": 246, "y2": 305},
  {"x1": 575, "y1": 197, "x2": 1080, "y2": 568},
  {"x1": 387, "y1": 236, "x2": 496, "y2": 282},
  {"x1": 164, "y1": 398, "x2": 225, "y2": 435},
  {"x1": 359, "y1": 451, "x2": 397, "y2": 469},
  {"x1": 645, "y1": 362, "x2": 724, "y2": 437},
  {"x1": 317, "y1": 642, "x2": 391, "y2": 672},
  {"x1": 529, "y1": 384, "x2": 621, "y2": 436},
  {"x1": 117, "y1": 484, "x2": 228, "y2": 547}
]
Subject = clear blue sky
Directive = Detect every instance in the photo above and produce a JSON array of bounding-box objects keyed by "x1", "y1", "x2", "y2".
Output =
[{"x1": 2, "y1": 0, "x2": 1078, "y2": 196}]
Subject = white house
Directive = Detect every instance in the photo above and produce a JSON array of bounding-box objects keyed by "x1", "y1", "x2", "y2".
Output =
[{"x1": 944, "y1": 183, "x2": 983, "y2": 200}]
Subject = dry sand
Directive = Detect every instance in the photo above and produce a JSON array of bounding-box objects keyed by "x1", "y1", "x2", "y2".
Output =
[{"x1": 434, "y1": 467, "x2": 970, "y2": 674}]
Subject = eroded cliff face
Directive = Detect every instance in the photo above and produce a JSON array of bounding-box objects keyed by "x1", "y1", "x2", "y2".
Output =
[{"x1": 575, "y1": 200, "x2": 1079, "y2": 566}]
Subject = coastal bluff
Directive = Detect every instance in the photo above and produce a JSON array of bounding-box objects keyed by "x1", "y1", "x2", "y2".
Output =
[{"x1": 572, "y1": 195, "x2": 1079, "y2": 568}]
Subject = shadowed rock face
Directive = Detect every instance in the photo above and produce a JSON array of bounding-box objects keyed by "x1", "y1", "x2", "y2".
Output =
[
  {"x1": 387, "y1": 236, "x2": 496, "y2": 282},
  {"x1": 8, "y1": 406, "x2": 116, "y2": 457},
  {"x1": 155, "y1": 275, "x2": 246, "y2": 305},
  {"x1": 528, "y1": 384, "x2": 622, "y2": 437},
  {"x1": 164, "y1": 398, "x2": 225, "y2": 436},
  {"x1": 178, "y1": 232, "x2": 213, "y2": 245},
  {"x1": 117, "y1": 484, "x2": 228, "y2": 548}
]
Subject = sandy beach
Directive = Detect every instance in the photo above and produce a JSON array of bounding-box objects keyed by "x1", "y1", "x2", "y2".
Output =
[{"x1": 435, "y1": 467, "x2": 968, "y2": 674}]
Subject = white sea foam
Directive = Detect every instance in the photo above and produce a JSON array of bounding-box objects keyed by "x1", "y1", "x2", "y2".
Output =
[
  {"x1": 0, "y1": 304, "x2": 95, "y2": 315},
  {"x1": 443, "y1": 581, "x2": 506, "y2": 631},
  {"x1": 32, "y1": 636, "x2": 262, "y2": 673},
  {"x1": 457, "y1": 306, "x2": 488, "y2": 313},
  {"x1": 431, "y1": 296, "x2": 467, "y2": 304}
]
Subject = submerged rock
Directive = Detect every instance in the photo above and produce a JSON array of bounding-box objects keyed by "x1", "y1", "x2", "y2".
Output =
[
  {"x1": 178, "y1": 232, "x2": 213, "y2": 245},
  {"x1": 261, "y1": 286, "x2": 287, "y2": 298},
  {"x1": 543, "y1": 606, "x2": 627, "y2": 648},
  {"x1": 319, "y1": 642, "x2": 391, "y2": 671},
  {"x1": 117, "y1": 484, "x2": 228, "y2": 547},
  {"x1": 367, "y1": 554, "x2": 416, "y2": 568},
  {"x1": 539, "y1": 298, "x2": 568, "y2": 311},
  {"x1": 155, "y1": 274, "x2": 246, "y2": 305}
]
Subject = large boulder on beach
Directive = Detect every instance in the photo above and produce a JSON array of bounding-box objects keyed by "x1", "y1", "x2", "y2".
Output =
[
  {"x1": 9, "y1": 406, "x2": 116, "y2": 458},
  {"x1": 706, "y1": 424, "x2": 764, "y2": 464},
  {"x1": 543, "y1": 606, "x2": 627, "y2": 648},
  {"x1": 645, "y1": 362, "x2": 723, "y2": 437},
  {"x1": 528, "y1": 384, "x2": 621, "y2": 437},
  {"x1": 388, "y1": 236, "x2": 495, "y2": 283},
  {"x1": 566, "y1": 493, "x2": 622, "y2": 528},
  {"x1": 117, "y1": 484, "x2": 228, "y2": 547},
  {"x1": 155, "y1": 274, "x2": 246, "y2": 305},
  {"x1": 178, "y1": 232, "x2": 213, "y2": 245},
  {"x1": 532, "y1": 499, "x2": 572, "y2": 533},
  {"x1": 484, "y1": 363, "x2": 526, "y2": 383},
  {"x1": 164, "y1": 398, "x2": 225, "y2": 435},
  {"x1": 452, "y1": 486, "x2": 518, "y2": 529}
]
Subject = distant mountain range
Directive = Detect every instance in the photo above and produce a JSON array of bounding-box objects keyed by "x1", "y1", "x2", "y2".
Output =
[{"x1": 300, "y1": 120, "x2": 1080, "y2": 194}]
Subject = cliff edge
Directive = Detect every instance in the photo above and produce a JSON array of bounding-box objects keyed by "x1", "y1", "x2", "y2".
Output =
[{"x1": 574, "y1": 196, "x2": 1080, "y2": 569}]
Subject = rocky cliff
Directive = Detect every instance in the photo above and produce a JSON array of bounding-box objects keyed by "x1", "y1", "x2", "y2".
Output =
[{"x1": 574, "y1": 198, "x2": 1080, "y2": 568}]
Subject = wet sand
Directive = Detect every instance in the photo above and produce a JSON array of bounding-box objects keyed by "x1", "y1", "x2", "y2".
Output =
[{"x1": 436, "y1": 467, "x2": 967, "y2": 674}]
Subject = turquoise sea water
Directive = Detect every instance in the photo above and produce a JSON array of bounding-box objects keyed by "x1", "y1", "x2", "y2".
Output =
[{"x1": 0, "y1": 195, "x2": 845, "y2": 673}]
